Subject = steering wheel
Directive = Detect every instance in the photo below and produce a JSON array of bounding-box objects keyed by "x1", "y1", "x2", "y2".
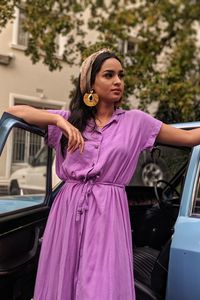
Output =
[{"x1": 154, "y1": 179, "x2": 180, "y2": 204}]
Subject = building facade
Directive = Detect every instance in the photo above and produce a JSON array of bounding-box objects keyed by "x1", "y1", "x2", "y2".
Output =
[{"x1": 0, "y1": 8, "x2": 80, "y2": 190}]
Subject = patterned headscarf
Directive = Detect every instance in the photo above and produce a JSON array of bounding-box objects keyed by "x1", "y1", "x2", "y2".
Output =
[{"x1": 80, "y1": 48, "x2": 110, "y2": 95}]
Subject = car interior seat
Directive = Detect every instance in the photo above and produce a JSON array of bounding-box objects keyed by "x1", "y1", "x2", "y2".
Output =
[{"x1": 134, "y1": 239, "x2": 171, "y2": 300}]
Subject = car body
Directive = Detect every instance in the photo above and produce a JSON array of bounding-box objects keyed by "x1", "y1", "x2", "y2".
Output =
[
  {"x1": 1, "y1": 112, "x2": 200, "y2": 300},
  {"x1": 8, "y1": 146, "x2": 59, "y2": 195}
]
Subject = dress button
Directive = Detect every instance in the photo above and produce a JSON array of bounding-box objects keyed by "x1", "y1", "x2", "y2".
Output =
[{"x1": 95, "y1": 145, "x2": 99, "y2": 149}]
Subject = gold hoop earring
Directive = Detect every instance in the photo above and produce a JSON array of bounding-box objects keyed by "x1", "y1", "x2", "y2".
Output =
[{"x1": 83, "y1": 90, "x2": 99, "y2": 107}]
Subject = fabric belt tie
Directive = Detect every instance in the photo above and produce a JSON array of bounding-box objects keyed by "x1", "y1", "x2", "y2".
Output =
[{"x1": 65, "y1": 179, "x2": 125, "y2": 221}]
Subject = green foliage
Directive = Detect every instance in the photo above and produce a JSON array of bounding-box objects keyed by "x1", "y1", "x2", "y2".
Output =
[
  {"x1": 0, "y1": 0, "x2": 87, "y2": 70},
  {"x1": 1, "y1": 0, "x2": 200, "y2": 120},
  {"x1": 88, "y1": 0, "x2": 200, "y2": 122},
  {"x1": 0, "y1": 0, "x2": 20, "y2": 28}
]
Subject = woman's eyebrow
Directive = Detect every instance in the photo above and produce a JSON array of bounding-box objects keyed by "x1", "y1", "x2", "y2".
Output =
[
  {"x1": 102, "y1": 69, "x2": 124, "y2": 73},
  {"x1": 103, "y1": 69, "x2": 114, "y2": 73}
]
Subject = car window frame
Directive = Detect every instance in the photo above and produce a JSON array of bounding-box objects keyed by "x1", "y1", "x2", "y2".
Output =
[{"x1": 0, "y1": 112, "x2": 54, "y2": 217}]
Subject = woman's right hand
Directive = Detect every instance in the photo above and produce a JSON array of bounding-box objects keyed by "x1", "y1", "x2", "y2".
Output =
[{"x1": 56, "y1": 116, "x2": 84, "y2": 153}]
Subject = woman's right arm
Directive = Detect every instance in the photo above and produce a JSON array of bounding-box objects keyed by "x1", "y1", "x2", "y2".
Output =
[
  {"x1": 6, "y1": 105, "x2": 84, "y2": 153},
  {"x1": 6, "y1": 105, "x2": 61, "y2": 129}
]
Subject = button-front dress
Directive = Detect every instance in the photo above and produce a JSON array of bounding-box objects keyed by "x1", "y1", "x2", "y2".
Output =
[{"x1": 33, "y1": 108, "x2": 162, "y2": 300}]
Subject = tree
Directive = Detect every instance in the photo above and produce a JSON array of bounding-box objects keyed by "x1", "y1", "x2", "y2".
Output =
[
  {"x1": 0, "y1": 0, "x2": 89, "y2": 71},
  {"x1": 1, "y1": 0, "x2": 200, "y2": 121},
  {"x1": 88, "y1": 0, "x2": 200, "y2": 122}
]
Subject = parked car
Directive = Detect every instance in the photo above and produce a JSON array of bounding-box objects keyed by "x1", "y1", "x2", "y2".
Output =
[
  {"x1": 0, "y1": 112, "x2": 200, "y2": 300},
  {"x1": 8, "y1": 146, "x2": 59, "y2": 195}
]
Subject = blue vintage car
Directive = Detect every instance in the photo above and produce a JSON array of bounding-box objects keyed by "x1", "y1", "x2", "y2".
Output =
[{"x1": 0, "y1": 112, "x2": 200, "y2": 300}]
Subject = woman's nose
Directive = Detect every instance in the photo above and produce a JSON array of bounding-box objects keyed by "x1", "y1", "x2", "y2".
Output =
[{"x1": 114, "y1": 75, "x2": 121, "y2": 84}]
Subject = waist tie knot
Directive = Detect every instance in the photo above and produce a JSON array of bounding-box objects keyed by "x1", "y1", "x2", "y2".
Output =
[{"x1": 65, "y1": 178, "x2": 125, "y2": 222}]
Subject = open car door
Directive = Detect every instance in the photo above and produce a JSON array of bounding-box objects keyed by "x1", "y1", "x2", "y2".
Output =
[{"x1": 0, "y1": 112, "x2": 54, "y2": 300}]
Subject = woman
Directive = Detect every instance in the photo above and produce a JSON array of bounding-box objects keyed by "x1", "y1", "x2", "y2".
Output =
[{"x1": 7, "y1": 49, "x2": 200, "y2": 300}]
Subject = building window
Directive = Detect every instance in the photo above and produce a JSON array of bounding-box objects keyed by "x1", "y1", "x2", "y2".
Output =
[
  {"x1": 12, "y1": 8, "x2": 65, "y2": 56},
  {"x1": 119, "y1": 37, "x2": 137, "y2": 55},
  {"x1": 12, "y1": 129, "x2": 43, "y2": 164},
  {"x1": 10, "y1": 99, "x2": 63, "y2": 171},
  {"x1": 17, "y1": 9, "x2": 28, "y2": 47},
  {"x1": 12, "y1": 8, "x2": 28, "y2": 48},
  {"x1": 123, "y1": 39, "x2": 136, "y2": 54}
]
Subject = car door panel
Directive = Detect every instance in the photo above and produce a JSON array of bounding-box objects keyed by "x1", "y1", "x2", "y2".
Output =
[
  {"x1": 0, "y1": 219, "x2": 46, "y2": 271},
  {"x1": 166, "y1": 145, "x2": 200, "y2": 300},
  {"x1": 0, "y1": 112, "x2": 53, "y2": 300},
  {"x1": 0, "y1": 204, "x2": 49, "y2": 300}
]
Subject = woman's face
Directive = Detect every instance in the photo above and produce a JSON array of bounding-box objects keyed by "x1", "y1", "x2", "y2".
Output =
[{"x1": 92, "y1": 58, "x2": 124, "y2": 104}]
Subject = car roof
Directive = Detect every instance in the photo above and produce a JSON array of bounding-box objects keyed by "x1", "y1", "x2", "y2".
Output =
[{"x1": 171, "y1": 122, "x2": 200, "y2": 130}]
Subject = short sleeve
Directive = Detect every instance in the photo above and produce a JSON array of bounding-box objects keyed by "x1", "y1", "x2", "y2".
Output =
[
  {"x1": 45, "y1": 110, "x2": 70, "y2": 149},
  {"x1": 128, "y1": 110, "x2": 162, "y2": 151},
  {"x1": 138, "y1": 110, "x2": 162, "y2": 151}
]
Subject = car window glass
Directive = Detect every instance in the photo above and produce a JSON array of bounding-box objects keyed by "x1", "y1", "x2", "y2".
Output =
[
  {"x1": 130, "y1": 145, "x2": 191, "y2": 188},
  {"x1": 192, "y1": 171, "x2": 200, "y2": 215},
  {"x1": 0, "y1": 128, "x2": 48, "y2": 215},
  {"x1": 30, "y1": 146, "x2": 48, "y2": 167}
]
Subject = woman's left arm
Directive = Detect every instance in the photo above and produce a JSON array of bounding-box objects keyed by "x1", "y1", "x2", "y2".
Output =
[{"x1": 157, "y1": 123, "x2": 200, "y2": 147}]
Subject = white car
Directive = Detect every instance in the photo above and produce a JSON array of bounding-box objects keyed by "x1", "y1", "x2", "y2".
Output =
[{"x1": 9, "y1": 146, "x2": 59, "y2": 195}]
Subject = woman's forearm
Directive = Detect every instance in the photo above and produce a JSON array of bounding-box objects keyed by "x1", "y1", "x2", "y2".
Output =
[
  {"x1": 157, "y1": 123, "x2": 200, "y2": 147},
  {"x1": 6, "y1": 105, "x2": 84, "y2": 152},
  {"x1": 6, "y1": 105, "x2": 62, "y2": 129}
]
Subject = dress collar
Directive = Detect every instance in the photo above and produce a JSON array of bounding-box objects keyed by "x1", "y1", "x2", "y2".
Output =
[
  {"x1": 87, "y1": 108, "x2": 125, "y2": 131},
  {"x1": 107, "y1": 108, "x2": 125, "y2": 125}
]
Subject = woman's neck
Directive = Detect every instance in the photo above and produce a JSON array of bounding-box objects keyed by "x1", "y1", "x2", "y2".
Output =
[
  {"x1": 96, "y1": 103, "x2": 114, "y2": 119},
  {"x1": 95, "y1": 103, "x2": 115, "y2": 127}
]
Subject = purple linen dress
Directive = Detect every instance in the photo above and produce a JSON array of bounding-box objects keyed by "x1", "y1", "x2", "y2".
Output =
[{"x1": 33, "y1": 108, "x2": 162, "y2": 300}]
